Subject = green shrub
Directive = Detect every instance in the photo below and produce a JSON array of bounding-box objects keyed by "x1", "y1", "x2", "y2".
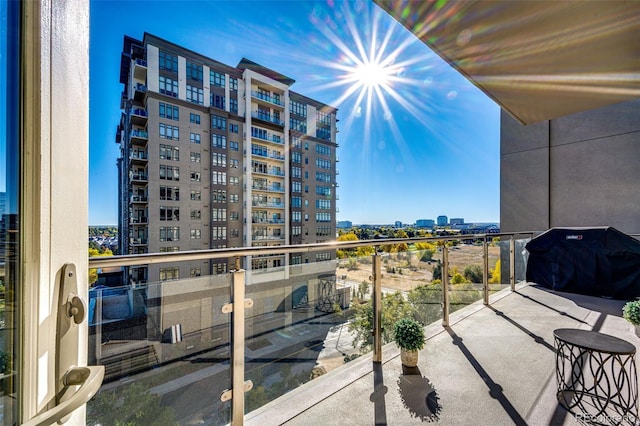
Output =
[
  {"x1": 623, "y1": 300, "x2": 640, "y2": 325},
  {"x1": 393, "y1": 318, "x2": 426, "y2": 351}
]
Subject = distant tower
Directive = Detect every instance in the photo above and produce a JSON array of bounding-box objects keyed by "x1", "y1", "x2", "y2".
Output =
[{"x1": 437, "y1": 215, "x2": 448, "y2": 226}]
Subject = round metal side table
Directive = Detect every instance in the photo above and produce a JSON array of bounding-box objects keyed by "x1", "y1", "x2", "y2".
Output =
[{"x1": 554, "y1": 328, "x2": 638, "y2": 425}]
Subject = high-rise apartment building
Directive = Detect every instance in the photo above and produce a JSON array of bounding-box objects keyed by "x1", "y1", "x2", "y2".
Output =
[{"x1": 116, "y1": 34, "x2": 338, "y2": 285}]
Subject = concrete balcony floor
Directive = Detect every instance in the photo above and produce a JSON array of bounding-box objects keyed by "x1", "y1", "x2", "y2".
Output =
[{"x1": 247, "y1": 283, "x2": 638, "y2": 426}]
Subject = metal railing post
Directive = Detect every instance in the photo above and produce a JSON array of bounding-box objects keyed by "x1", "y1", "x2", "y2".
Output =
[
  {"x1": 372, "y1": 253, "x2": 382, "y2": 363},
  {"x1": 483, "y1": 237, "x2": 489, "y2": 305},
  {"x1": 442, "y1": 243, "x2": 450, "y2": 327},
  {"x1": 510, "y1": 237, "x2": 516, "y2": 291},
  {"x1": 220, "y1": 267, "x2": 253, "y2": 425}
]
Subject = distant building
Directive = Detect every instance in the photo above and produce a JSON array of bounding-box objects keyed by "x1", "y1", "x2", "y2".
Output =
[
  {"x1": 450, "y1": 218, "x2": 464, "y2": 226},
  {"x1": 0, "y1": 192, "x2": 5, "y2": 217},
  {"x1": 394, "y1": 221, "x2": 402, "y2": 228},
  {"x1": 437, "y1": 215, "x2": 448, "y2": 226},
  {"x1": 416, "y1": 219, "x2": 434, "y2": 228},
  {"x1": 337, "y1": 221, "x2": 352, "y2": 229}
]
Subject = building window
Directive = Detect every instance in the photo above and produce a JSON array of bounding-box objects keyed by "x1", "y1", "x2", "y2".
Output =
[
  {"x1": 190, "y1": 112, "x2": 201, "y2": 124},
  {"x1": 160, "y1": 206, "x2": 179, "y2": 221},
  {"x1": 212, "y1": 190, "x2": 226, "y2": 203},
  {"x1": 212, "y1": 171, "x2": 226, "y2": 185},
  {"x1": 212, "y1": 208, "x2": 227, "y2": 221},
  {"x1": 190, "y1": 132, "x2": 201, "y2": 144},
  {"x1": 229, "y1": 98, "x2": 238, "y2": 114},
  {"x1": 159, "y1": 165, "x2": 179, "y2": 181},
  {"x1": 291, "y1": 255, "x2": 302, "y2": 265},
  {"x1": 160, "y1": 186, "x2": 179, "y2": 201},
  {"x1": 211, "y1": 94, "x2": 226, "y2": 110},
  {"x1": 229, "y1": 123, "x2": 239, "y2": 133},
  {"x1": 316, "y1": 212, "x2": 331, "y2": 222},
  {"x1": 316, "y1": 158, "x2": 331, "y2": 169},
  {"x1": 292, "y1": 226, "x2": 301, "y2": 236},
  {"x1": 316, "y1": 144, "x2": 331, "y2": 156},
  {"x1": 229, "y1": 141, "x2": 239, "y2": 151},
  {"x1": 291, "y1": 152, "x2": 301, "y2": 163},
  {"x1": 214, "y1": 263, "x2": 227, "y2": 274},
  {"x1": 316, "y1": 199, "x2": 331, "y2": 210},
  {"x1": 212, "y1": 134, "x2": 226, "y2": 149},
  {"x1": 160, "y1": 226, "x2": 180, "y2": 242},
  {"x1": 210, "y1": 70, "x2": 225, "y2": 87},
  {"x1": 159, "y1": 246, "x2": 180, "y2": 253},
  {"x1": 159, "y1": 102, "x2": 179, "y2": 120},
  {"x1": 290, "y1": 100, "x2": 307, "y2": 117},
  {"x1": 229, "y1": 78, "x2": 238, "y2": 91},
  {"x1": 186, "y1": 85, "x2": 204, "y2": 105},
  {"x1": 212, "y1": 226, "x2": 227, "y2": 240},
  {"x1": 316, "y1": 127, "x2": 331, "y2": 141},
  {"x1": 290, "y1": 118, "x2": 306, "y2": 133},
  {"x1": 212, "y1": 115, "x2": 227, "y2": 130},
  {"x1": 292, "y1": 182, "x2": 301, "y2": 193},
  {"x1": 159, "y1": 76, "x2": 178, "y2": 97},
  {"x1": 159, "y1": 51, "x2": 178, "y2": 72},
  {"x1": 159, "y1": 267, "x2": 180, "y2": 281},
  {"x1": 229, "y1": 159, "x2": 239, "y2": 168},
  {"x1": 190, "y1": 267, "x2": 201, "y2": 277},
  {"x1": 212, "y1": 152, "x2": 227, "y2": 167},
  {"x1": 190, "y1": 171, "x2": 201, "y2": 182},
  {"x1": 190, "y1": 152, "x2": 201, "y2": 163},
  {"x1": 159, "y1": 123, "x2": 179, "y2": 140},
  {"x1": 316, "y1": 185, "x2": 331, "y2": 196},
  {"x1": 190, "y1": 209, "x2": 201, "y2": 220},
  {"x1": 186, "y1": 61, "x2": 203, "y2": 82},
  {"x1": 292, "y1": 197, "x2": 301, "y2": 208},
  {"x1": 316, "y1": 171, "x2": 331, "y2": 183},
  {"x1": 291, "y1": 166, "x2": 301, "y2": 178},
  {"x1": 229, "y1": 194, "x2": 239, "y2": 203},
  {"x1": 159, "y1": 144, "x2": 179, "y2": 161},
  {"x1": 291, "y1": 136, "x2": 302, "y2": 148},
  {"x1": 230, "y1": 211, "x2": 239, "y2": 220},
  {"x1": 190, "y1": 229, "x2": 202, "y2": 239},
  {"x1": 292, "y1": 211, "x2": 301, "y2": 222},
  {"x1": 316, "y1": 252, "x2": 332, "y2": 262},
  {"x1": 317, "y1": 110, "x2": 331, "y2": 125},
  {"x1": 229, "y1": 176, "x2": 239, "y2": 186},
  {"x1": 190, "y1": 190, "x2": 201, "y2": 201}
]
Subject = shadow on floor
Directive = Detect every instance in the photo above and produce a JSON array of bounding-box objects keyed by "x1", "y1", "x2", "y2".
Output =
[{"x1": 397, "y1": 366, "x2": 441, "y2": 422}]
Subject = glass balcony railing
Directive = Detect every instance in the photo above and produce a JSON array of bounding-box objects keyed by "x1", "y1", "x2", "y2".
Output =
[
  {"x1": 251, "y1": 201, "x2": 285, "y2": 209},
  {"x1": 251, "y1": 112, "x2": 285, "y2": 126},
  {"x1": 251, "y1": 184, "x2": 284, "y2": 193},
  {"x1": 251, "y1": 168, "x2": 285, "y2": 177},
  {"x1": 250, "y1": 150, "x2": 285, "y2": 161},
  {"x1": 88, "y1": 232, "x2": 536, "y2": 425},
  {"x1": 251, "y1": 90, "x2": 284, "y2": 107}
]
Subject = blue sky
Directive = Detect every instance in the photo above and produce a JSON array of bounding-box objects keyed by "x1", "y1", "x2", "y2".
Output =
[{"x1": 89, "y1": 0, "x2": 500, "y2": 226}]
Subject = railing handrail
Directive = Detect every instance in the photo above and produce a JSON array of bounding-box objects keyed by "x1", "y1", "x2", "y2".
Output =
[{"x1": 89, "y1": 231, "x2": 539, "y2": 268}]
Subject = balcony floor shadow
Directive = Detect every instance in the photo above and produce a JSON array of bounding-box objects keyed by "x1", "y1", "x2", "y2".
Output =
[{"x1": 246, "y1": 283, "x2": 640, "y2": 426}]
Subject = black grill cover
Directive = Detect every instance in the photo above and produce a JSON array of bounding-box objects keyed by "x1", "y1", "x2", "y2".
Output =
[{"x1": 525, "y1": 227, "x2": 640, "y2": 299}]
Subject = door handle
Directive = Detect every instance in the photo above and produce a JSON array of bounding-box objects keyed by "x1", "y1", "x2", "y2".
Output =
[
  {"x1": 22, "y1": 365, "x2": 104, "y2": 426},
  {"x1": 25, "y1": 263, "x2": 104, "y2": 424}
]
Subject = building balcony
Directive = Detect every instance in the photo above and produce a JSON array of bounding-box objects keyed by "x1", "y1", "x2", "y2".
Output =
[
  {"x1": 251, "y1": 234, "x2": 284, "y2": 241},
  {"x1": 129, "y1": 151, "x2": 148, "y2": 165},
  {"x1": 133, "y1": 83, "x2": 147, "y2": 103},
  {"x1": 130, "y1": 195, "x2": 148, "y2": 203},
  {"x1": 251, "y1": 201, "x2": 285, "y2": 209},
  {"x1": 133, "y1": 58, "x2": 147, "y2": 81},
  {"x1": 251, "y1": 168, "x2": 285, "y2": 177},
  {"x1": 251, "y1": 90, "x2": 285, "y2": 108},
  {"x1": 250, "y1": 150, "x2": 285, "y2": 161},
  {"x1": 130, "y1": 173, "x2": 148, "y2": 182},
  {"x1": 130, "y1": 108, "x2": 147, "y2": 126},
  {"x1": 252, "y1": 218, "x2": 285, "y2": 224},
  {"x1": 129, "y1": 237, "x2": 148, "y2": 246},
  {"x1": 129, "y1": 129, "x2": 148, "y2": 145},
  {"x1": 252, "y1": 184, "x2": 285, "y2": 193},
  {"x1": 129, "y1": 216, "x2": 147, "y2": 224},
  {"x1": 251, "y1": 112, "x2": 285, "y2": 127},
  {"x1": 250, "y1": 129, "x2": 284, "y2": 145}
]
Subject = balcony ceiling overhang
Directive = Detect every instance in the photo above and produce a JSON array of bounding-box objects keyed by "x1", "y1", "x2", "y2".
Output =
[{"x1": 374, "y1": 0, "x2": 640, "y2": 124}]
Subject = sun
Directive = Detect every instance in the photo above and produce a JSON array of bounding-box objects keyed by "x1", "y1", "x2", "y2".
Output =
[{"x1": 350, "y1": 60, "x2": 394, "y2": 90}]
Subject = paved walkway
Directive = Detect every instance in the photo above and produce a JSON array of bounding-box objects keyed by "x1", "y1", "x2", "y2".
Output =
[{"x1": 246, "y1": 283, "x2": 638, "y2": 425}]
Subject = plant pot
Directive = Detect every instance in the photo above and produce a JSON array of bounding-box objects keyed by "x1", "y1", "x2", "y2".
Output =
[{"x1": 400, "y1": 348, "x2": 419, "y2": 367}]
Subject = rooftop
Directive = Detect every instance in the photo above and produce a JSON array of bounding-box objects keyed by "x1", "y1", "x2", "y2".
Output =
[{"x1": 247, "y1": 282, "x2": 636, "y2": 425}]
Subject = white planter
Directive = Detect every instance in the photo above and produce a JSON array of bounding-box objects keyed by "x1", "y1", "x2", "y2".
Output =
[{"x1": 400, "y1": 349, "x2": 419, "y2": 367}]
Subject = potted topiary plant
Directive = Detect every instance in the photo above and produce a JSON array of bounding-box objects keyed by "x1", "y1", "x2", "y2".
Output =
[
  {"x1": 622, "y1": 300, "x2": 640, "y2": 337},
  {"x1": 393, "y1": 317, "x2": 426, "y2": 367}
]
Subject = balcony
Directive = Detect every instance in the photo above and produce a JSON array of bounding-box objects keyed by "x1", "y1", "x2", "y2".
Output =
[
  {"x1": 251, "y1": 90, "x2": 285, "y2": 108},
  {"x1": 133, "y1": 83, "x2": 147, "y2": 103},
  {"x1": 129, "y1": 216, "x2": 147, "y2": 224},
  {"x1": 86, "y1": 232, "x2": 637, "y2": 425},
  {"x1": 251, "y1": 201, "x2": 285, "y2": 209},
  {"x1": 130, "y1": 172, "x2": 148, "y2": 182},
  {"x1": 251, "y1": 234, "x2": 285, "y2": 241},
  {"x1": 130, "y1": 107, "x2": 147, "y2": 126},
  {"x1": 130, "y1": 195, "x2": 148, "y2": 203},
  {"x1": 251, "y1": 168, "x2": 285, "y2": 177},
  {"x1": 251, "y1": 149, "x2": 285, "y2": 161},
  {"x1": 252, "y1": 184, "x2": 285, "y2": 193},
  {"x1": 133, "y1": 58, "x2": 147, "y2": 81},
  {"x1": 129, "y1": 129, "x2": 148, "y2": 145},
  {"x1": 251, "y1": 128, "x2": 284, "y2": 145},
  {"x1": 130, "y1": 237, "x2": 148, "y2": 246},
  {"x1": 251, "y1": 112, "x2": 285, "y2": 127},
  {"x1": 252, "y1": 218, "x2": 285, "y2": 224},
  {"x1": 129, "y1": 150, "x2": 147, "y2": 165}
]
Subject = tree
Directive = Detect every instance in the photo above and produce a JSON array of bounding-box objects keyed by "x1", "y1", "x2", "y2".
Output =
[
  {"x1": 337, "y1": 232, "x2": 359, "y2": 259},
  {"x1": 432, "y1": 261, "x2": 442, "y2": 281},
  {"x1": 88, "y1": 246, "x2": 114, "y2": 285},
  {"x1": 463, "y1": 265, "x2": 483, "y2": 284},
  {"x1": 451, "y1": 272, "x2": 467, "y2": 284},
  {"x1": 407, "y1": 284, "x2": 442, "y2": 325},
  {"x1": 415, "y1": 242, "x2": 436, "y2": 262},
  {"x1": 489, "y1": 260, "x2": 501, "y2": 284},
  {"x1": 348, "y1": 291, "x2": 415, "y2": 353}
]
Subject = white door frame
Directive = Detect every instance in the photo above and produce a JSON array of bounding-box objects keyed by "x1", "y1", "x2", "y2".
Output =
[{"x1": 20, "y1": 0, "x2": 90, "y2": 423}]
